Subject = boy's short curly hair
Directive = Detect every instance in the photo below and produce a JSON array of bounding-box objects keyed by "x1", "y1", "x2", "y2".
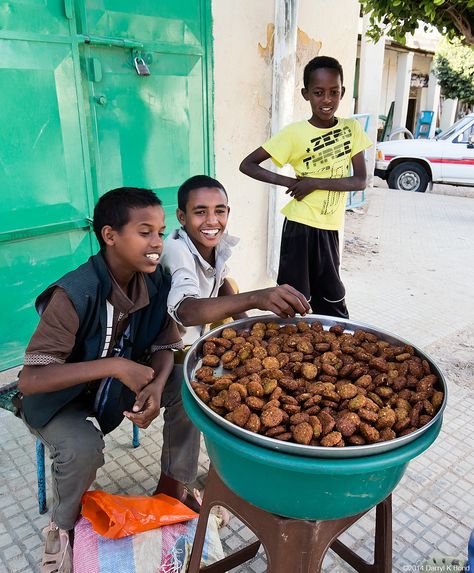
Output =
[
  {"x1": 303, "y1": 56, "x2": 344, "y2": 89},
  {"x1": 93, "y1": 187, "x2": 162, "y2": 248},
  {"x1": 178, "y1": 175, "x2": 227, "y2": 211}
]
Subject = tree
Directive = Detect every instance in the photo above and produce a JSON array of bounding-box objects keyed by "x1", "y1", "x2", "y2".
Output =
[
  {"x1": 359, "y1": 0, "x2": 474, "y2": 46},
  {"x1": 433, "y1": 39, "x2": 474, "y2": 104}
]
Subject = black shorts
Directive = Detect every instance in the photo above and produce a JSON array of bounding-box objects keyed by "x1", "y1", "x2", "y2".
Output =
[{"x1": 277, "y1": 219, "x2": 349, "y2": 318}]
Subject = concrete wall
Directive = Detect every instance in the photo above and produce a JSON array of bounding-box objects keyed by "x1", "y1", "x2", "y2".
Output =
[{"x1": 212, "y1": 0, "x2": 360, "y2": 291}]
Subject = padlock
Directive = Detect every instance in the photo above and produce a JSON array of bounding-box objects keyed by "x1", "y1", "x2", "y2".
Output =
[{"x1": 134, "y1": 57, "x2": 150, "y2": 76}]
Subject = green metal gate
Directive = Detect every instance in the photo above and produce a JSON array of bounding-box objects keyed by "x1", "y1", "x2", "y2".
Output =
[{"x1": 0, "y1": 0, "x2": 213, "y2": 370}]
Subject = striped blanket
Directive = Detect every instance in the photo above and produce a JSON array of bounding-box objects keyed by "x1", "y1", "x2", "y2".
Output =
[{"x1": 73, "y1": 515, "x2": 225, "y2": 573}]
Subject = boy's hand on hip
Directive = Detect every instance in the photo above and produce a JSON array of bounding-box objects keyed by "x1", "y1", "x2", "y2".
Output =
[
  {"x1": 286, "y1": 177, "x2": 317, "y2": 201},
  {"x1": 124, "y1": 382, "x2": 162, "y2": 429},
  {"x1": 114, "y1": 357, "x2": 156, "y2": 395},
  {"x1": 256, "y1": 285, "x2": 311, "y2": 317}
]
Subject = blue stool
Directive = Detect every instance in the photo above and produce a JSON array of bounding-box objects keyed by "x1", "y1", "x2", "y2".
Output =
[{"x1": 36, "y1": 423, "x2": 140, "y2": 514}]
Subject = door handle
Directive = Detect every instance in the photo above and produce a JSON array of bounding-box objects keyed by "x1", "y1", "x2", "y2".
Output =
[{"x1": 78, "y1": 34, "x2": 144, "y2": 49}]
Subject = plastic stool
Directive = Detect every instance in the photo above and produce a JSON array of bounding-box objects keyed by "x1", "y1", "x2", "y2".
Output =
[
  {"x1": 36, "y1": 423, "x2": 140, "y2": 514},
  {"x1": 188, "y1": 465, "x2": 392, "y2": 573}
]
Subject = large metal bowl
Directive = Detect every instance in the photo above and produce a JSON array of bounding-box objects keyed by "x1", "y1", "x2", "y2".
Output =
[{"x1": 184, "y1": 315, "x2": 447, "y2": 459}]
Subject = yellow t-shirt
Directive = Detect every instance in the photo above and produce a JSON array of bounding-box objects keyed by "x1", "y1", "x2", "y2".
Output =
[{"x1": 262, "y1": 117, "x2": 372, "y2": 230}]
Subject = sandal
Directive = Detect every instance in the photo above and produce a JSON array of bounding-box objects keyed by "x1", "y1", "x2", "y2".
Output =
[
  {"x1": 41, "y1": 522, "x2": 72, "y2": 573},
  {"x1": 193, "y1": 488, "x2": 230, "y2": 528}
]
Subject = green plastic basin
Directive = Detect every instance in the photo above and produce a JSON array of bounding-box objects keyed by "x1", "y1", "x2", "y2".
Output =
[{"x1": 183, "y1": 386, "x2": 442, "y2": 520}]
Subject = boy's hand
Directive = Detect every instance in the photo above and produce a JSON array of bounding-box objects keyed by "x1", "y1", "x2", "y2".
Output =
[
  {"x1": 255, "y1": 285, "x2": 311, "y2": 317},
  {"x1": 114, "y1": 357, "x2": 156, "y2": 395},
  {"x1": 123, "y1": 381, "x2": 163, "y2": 429},
  {"x1": 286, "y1": 176, "x2": 318, "y2": 201}
]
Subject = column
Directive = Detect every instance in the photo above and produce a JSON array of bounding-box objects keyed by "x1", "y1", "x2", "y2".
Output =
[
  {"x1": 392, "y1": 51, "x2": 414, "y2": 139},
  {"x1": 426, "y1": 68, "x2": 441, "y2": 138},
  {"x1": 439, "y1": 98, "x2": 458, "y2": 132}
]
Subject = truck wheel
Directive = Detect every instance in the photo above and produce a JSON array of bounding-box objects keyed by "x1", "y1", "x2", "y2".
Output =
[{"x1": 387, "y1": 162, "x2": 430, "y2": 192}]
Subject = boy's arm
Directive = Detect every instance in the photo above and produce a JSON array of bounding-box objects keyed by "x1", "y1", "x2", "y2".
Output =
[
  {"x1": 176, "y1": 284, "x2": 311, "y2": 326},
  {"x1": 19, "y1": 358, "x2": 155, "y2": 397},
  {"x1": 286, "y1": 151, "x2": 368, "y2": 201},
  {"x1": 18, "y1": 287, "x2": 154, "y2": 396},
  {"x1": 218, "y1": 278, "x2": 247, "y2": 320},
  {"x1": 240, "y1": 147, "x2": 297, "y2": 188},
  {"x1": 124, "y1": 348, "x2": 174, "y2": 429},
  {"x1": 123, "y1": 314, "x2": 181, "y2": 428}
]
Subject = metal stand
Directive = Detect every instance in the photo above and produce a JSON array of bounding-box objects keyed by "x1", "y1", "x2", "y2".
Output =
[{"x1": 188, "y1": 466, "x2": 392, "y2": 573}]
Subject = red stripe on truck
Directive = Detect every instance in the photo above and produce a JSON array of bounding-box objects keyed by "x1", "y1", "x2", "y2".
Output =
[{"x1": 385, "y1": 155, "x2": 474, "y2": 165}]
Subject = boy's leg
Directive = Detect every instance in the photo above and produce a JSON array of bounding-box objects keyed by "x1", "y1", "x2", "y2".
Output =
[
  {"x1": 277, "y1": 219, "x2": 349, "y2": 319},
  {"x1": 23, "y1": 400, "x2": 105, "y2": 531},
  {"x1": 308, "y1": 228, "x2": 349, "y2": 319},
  {"x1": 277, "y1": 219, "x2": 311, "y2": 297},
  {"x1": 159, "y1": 363, "x2": 201, "y2": 485}
]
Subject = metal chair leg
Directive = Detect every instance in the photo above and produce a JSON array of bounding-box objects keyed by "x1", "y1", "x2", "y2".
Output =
[
  {"x1": 132, "y1": 423, "x2": 140, "y2": 448},
  {"x1": 36, "y1": 439, "x2": 47, "y2": 514}
]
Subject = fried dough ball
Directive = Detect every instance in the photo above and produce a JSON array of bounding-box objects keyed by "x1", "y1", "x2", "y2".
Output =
[
  {"x1": 224, "y1": 389, "x2": 241, "y2": 411},
  {"x1": 292, "y1": 422, "x2": 313, "y2": 445},
  {"x1": 320, "y1": 431, "x2": 343, "y2": 447},
  {"x1": 318, "y1": 410, "x2": 336, "y2": 435},
  {"x1": 232, "y1": 404, "x2": 251, "y2": 427},
  {"x1": 431, "y1": 390, "x2": 444, "y2": 410},
  {"x1": 245, "y1": 396, "x2": 266, "y2": 411},
  {"x1": 301, "y1": 362, "x2": 318, "y2": 380},
  {"x1": 222, "y1": 327, "x2": 237, "y2": 339},
  {"x1": 229, "y1": 382, "x2": 248, "y2": 398},
  {"x1": 376, "y1": 406, "x2": 397, "y2": 429},
  {"x1": 360, "y1": 422, "x2": 380, "y2": 443},
  {"x1": 336, "y1": 381, "x2": 359, "y2": 399},
  {"x1": 348, "y1": 394, "x2": 367, "y2": 411},
  {"x1": 244, "y1": 358, "x2": 263, "y2": 374},
  {"x1": 379, "y1": 428, "x2": 396, "y2": 441},
  {"x1": 262, "y1": 356, "x2": 280, "y2": 370},
  {"x1": 266, "y1": 425, "x2": 287, "y2": 437},
  {"x1": 245, "y1": 413, "x2": 261, "y2": 433},
  {"x1": 335, "y1": 411, "x2": 360, "y2": 437},
  {"x1": 195, "y1": 366, "x2": 215, "y2": 380},
  {"x1": 202, "y1": 341, "x2": 217, "y2": 356},
  {"x1": 261, "y1": 406, "x2": 285, "y2": 428},
  {"x1": 202, "y1": 354, "x2": 220, "y2": 367},
  {"x1": 247, "y1": 380, "x2": 264, "y2": 397},
  {"x1": 191, "y1": 382, "x2": 210, "y2": 404},
  {"x1": 347, "y1": 434, "x2": 366, "y2": 445}
]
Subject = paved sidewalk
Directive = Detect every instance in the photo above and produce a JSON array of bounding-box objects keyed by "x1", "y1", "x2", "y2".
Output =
[{"x1": 1, "y1": 187, "x2": 474, "y2": 572}]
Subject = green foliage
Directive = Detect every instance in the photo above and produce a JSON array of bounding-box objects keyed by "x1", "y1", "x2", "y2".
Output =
[
  {"x1": 360, "y1": 0, "x2": 474, "y2": 46},
  {"x1": 433, "y1": 39, "x2": 474, "y2": 103}
]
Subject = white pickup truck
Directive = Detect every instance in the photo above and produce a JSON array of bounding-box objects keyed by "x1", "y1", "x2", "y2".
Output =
[{"x1": 374, "y1": 113, "x2": 474, "y2": 192}]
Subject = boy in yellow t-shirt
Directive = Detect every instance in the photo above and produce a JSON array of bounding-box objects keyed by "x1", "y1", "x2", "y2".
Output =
[{"x1": 240, "y1": 56, "x2": 372, "y2": 318}]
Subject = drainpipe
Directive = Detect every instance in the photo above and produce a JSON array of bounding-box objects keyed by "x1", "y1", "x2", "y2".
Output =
[{"x1": 267, "y1": 0, "x2": 299, "y2": 280}]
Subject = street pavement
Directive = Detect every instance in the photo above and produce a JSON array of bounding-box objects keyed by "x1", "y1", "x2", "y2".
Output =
[{"x1": 1, "y1": 187, "x2": 474, "y2": 572}]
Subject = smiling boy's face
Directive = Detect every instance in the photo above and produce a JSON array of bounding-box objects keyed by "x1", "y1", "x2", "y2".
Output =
[
  {"x1": 302, "y1": 67, "x2": 345, "y2": 128},
  {"x1": 177, "y1": 186, "x2": 229, "y2": 261}
]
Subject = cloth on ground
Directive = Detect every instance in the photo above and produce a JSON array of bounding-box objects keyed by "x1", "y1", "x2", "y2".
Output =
[{"x1": 73, "y1": 514, "x2": 225, "y2": 573}]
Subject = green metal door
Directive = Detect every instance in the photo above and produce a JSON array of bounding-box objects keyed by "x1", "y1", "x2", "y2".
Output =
[{"x1": 0, "y1": 0, "x2": 213, "y2": 370}]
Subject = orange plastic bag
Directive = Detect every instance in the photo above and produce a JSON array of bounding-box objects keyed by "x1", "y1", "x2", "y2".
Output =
[{"x1": 81, "y1": 490, "x2": 198, "y2": 539}]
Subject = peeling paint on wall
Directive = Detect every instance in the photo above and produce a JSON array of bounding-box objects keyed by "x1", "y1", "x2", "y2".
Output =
[
  {"x1": 296, "y1": 28, "x2": 321, "y2": 65},
  {"x1": 258, "y1": 24, "x2": 321, "y2": 65}
]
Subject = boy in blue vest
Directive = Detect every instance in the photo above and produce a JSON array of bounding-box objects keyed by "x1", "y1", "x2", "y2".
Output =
[
  {"x1": 18, "y1": 188, "x2": 200, "y2": 573},
  {"x1": 240, "y1": 56, "x2": 372, "y2": 318}
]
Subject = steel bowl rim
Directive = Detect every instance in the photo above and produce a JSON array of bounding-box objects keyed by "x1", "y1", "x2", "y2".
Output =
[{"x1": 183, "y1": 314, "x2": 447, "y2": 459}]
